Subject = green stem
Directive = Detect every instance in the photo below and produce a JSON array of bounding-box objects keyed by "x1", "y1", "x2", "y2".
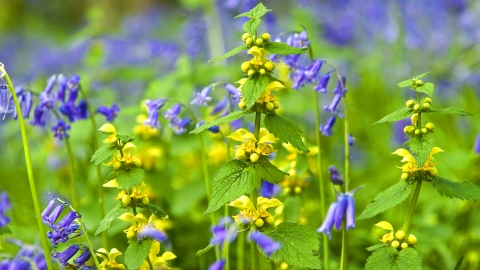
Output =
[
  {"x1": 402, "y1": 179, "x2": 423, "y2": 235},
  {"x1": 78, "y1": 218, "x2": 102, "y2": 269},
  {"x1": 250, "y1": 111, "x2": 262, "y2": 270},
  {"x1": 339, "y1": 223, "x2": 348, "y2": 270},
  {"x1": 237, "y1": 231, "x2": 245, "y2": 270},
  {"x1": 339, "y1": 90, "x2": 350, "y2": 270},
  {"x1": 64, "y1": 138, "x2": 79, "y2": 210},
  {"x1": 78, "y1": 85, "x2": 108, "y2": 249},
  {"x1": 0, "y1": 64, "x2": 55, "y2": 270}
]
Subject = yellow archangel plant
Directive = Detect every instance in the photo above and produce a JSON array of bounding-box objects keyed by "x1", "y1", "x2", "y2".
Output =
[{"x1": 229, "y1": 195, "x2": 282, "y2": 228}]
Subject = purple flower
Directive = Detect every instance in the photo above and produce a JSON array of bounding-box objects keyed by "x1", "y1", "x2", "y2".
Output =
[
  {"x1": 55, "y1": 74, "x2": 68, "y2": 103},
  {"x1": 47, "y1": 223, "x2": 82, "y2": 247},
  {"x1": 51, "y1": 119, "x2": 71, "y2": 140},
  {"x1": 320, "y1": 116, "x2": 336, "y2": 136},
  {"x1": 291, "y1": 69, "x2": 307, "y2": 90},
  {"x1": 211, "y1": 96, "x2": 229, "y2": 115},
  {"x1": 474, "y1": 134, "x2": 480, "y2": 154},
  {"x1": 208, "y1": 259, "x2": 226, "y2": 270},
  {"x1": 260, "y1": 181, "x2": 281, "y2": 198},
  {"x1": 191, "y1": 86, "x2": 212, "y2": 107},
  {"x1": 324, "y1": 94, "x2": 342, "y2": 115},
  {"x1": 73, "y1": 247, "x2": 91, "y2": 268},
  {"x1": 163, "y1": 104, "x2": 182, "y2": 121},
  {"x1": 13, "y1": 88, "x2": 33, "y2": 119},
  {"x1": 333, "y1": 76, "x2": 347, "y2": 96},
  {"x1": 317, "y1": 193, "x2": 356, "y2": 239},
  {"x1": 53, "y1": 244, "x2": 80, "y2": 266},
  {"x1": 314, "y1": 72, "x2": 331, "y2": 93},
  {"x1": 169, "y1": 117, "x2": 190, "y2": 135},
  {"x1": 30, "y1": 106, "x2": 48, "y2": 127},
  {"x1": 0, "y1": 192, "x2": 11, "y2": 228},
  {"x1": 328, "y1": 166, "x2": 344, "y2": 185},
  {"x1": 249, "y1": 231, "x2": 281, "y2": 256},
  {"x1": 39, "y1": 75, "x2": 57, "y2": 109},
  {"x1": 42, "y1": 204, "x2": 65, "y2": 226},
  {"x1": 137, "y1": 226, "x2": 168, "y2": 242},
  {"x1": 97, "y1": 103, "x2": 120, "y2": 122},
  {"x1": 210, "y1": 217, "x2": 238, "y2": 249},
  {"x1": 348, "y1": 134, "x2": 355, "y2": 146},
  {"x1": 225, "y1": 84, "x2": 241, "y2": 102},
  {"x1": 144, "y1": 98, "x2": 166, "y2": 128},
  {"x1": 0, "y1": 85, "x2": 13, "y2": 114},
  {"x1": 304, "y1": 60, "x2": 325, "y2": 83}
]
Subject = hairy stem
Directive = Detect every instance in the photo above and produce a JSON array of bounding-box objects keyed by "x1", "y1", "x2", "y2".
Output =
[
  {"x1": 402, "y1": 179, "x2": 423, "y2": 235},
  {"x1": 250, "y1": 111, "x2": 262, "y2": 270}
]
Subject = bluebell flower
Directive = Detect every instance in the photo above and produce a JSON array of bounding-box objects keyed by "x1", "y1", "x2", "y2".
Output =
[
  {"x1": 317, "y1": 193, "x2": 356, "y2": 239},
  {"x1": 0, "y1": 191, "x2": 11, "y2": 228},
  {"x1": 30, "y1": 105, "x2": 48, "y2": 127},
  {"x1": 42, "y1": 197, "x2": 82, "y2": 247},
  {"x1": 39, "y1": 75, "x2": 57, "y2": 109},
  {"x1": 260, "y1": 181, "x2": 281, "y2": 198},
  {"x1": 163, "y1": 103, "x2": 182, "y2": 121},
  {"x1": 169, "y1": 117, "x2": 190, "y2": 135},
  {"x1": 314, "y1": 72, "x2": 331, "y2": 93},
  {"x1": 42, "y1": 203, "x2": 65, "y2": 226},
  {"x1": 75, "y1": 100, "x2": 88, "y2": 120},
  {"x1": 53, "y1": 244, "x2": 80, "y2": 266},
  {"x1": 208, "y1": 259, "x2": 226, "y2": 270},
  {"x1": 0, "y1": 85, "x2": 13, "y2": 115},
  {"x1": 137, "y1": 225, "x2": 168, "y2": 242},
  {"x1": 320, "y1": 116, "x2": 336, "y2": 136},
  {"x1": 230, "y1": 118, "x2": 243, "y2": 130},
  {"x1": 348, "y1": 134, "x2": 355, "y2": 146},
  {"x1": 211, "y1": 96, "x2": 229, "y2": 115},
  {"x1": 97, "y1": 103, "x2": 120, "y2": 122},
  {"x1": 249, "y1": 231, "x2": 281, "y2": 256},
  {"x1": 13, "y1": 88, "x2": 33, "y2": 119},
  {"x1": 225, "y1": 83, "x2": 241, "y2": 102},
  {"x1": 2, "y1": 239, "x2": 48, "y2": 270},
  {"x1": 324, "y1": 94, "x2": 342, "y2": 115},
  {"x1": 210, "y1": 217, "x2": 238, "y2": 249},
  {"x1": 47, "y1": 223, "x2": 82, "y2": 247},
  {"x1": 304, "y1": 60, "x2": 325, "y2": 83},
  {"x1": 196, "y1": 120, "x2": 220, "y2": 134},
  {"x1": 191, "y1": 86, "x2": 212, "y2": 107},
  {"x1": 328, "y1": 165, "x2": 344, "y2": 185},
  {"x1": 291, "y1": 69, "x2": 307, "y2": 90},
  {"x1": 73, "y1": 247, "x2": 92, "y2": 268},
  {"x1": 333, "y1": 76, "x2": 347, "y2": 96},
  {"x1": 144, "y1": 98, "x2": 166, "y2": 128},
  {"x1": 51, "y1": 119, "x2": 71, "y2": 140},
  {"x1": 55, "y1": 74, "x2": 67, "y2": 103},
  {"x1": 474, "y1": 134, "x2": 480, "y2": 154}
]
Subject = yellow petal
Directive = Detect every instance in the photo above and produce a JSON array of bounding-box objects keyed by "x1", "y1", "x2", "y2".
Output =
[
  {"x1": 123, "y1": 142, "x2": 137, "y2": 153},
  {"x1": 247, "y1": 46, "x2": 267, "y2": 59},
  {"x1": 160, "y1": 251, "x2": 177, "y2": 261},
  {"x1": 229, "y1": 195, "x2": 251, "y2": 209},
  {"x1": 411, "y1": 114, "x2": 418, "y2": 126},
  {"x1": 400, "y1": 154, "x2": 416, "y2": 163},
  {"x1": 265, "y1": 81, "x2": 285, "y2": 92},
  {"x1": 150, "y1": 241, "x2": 161, "y2": 255},
  {"x1": 103, "y1": 179, "x2": 119, "y2": 188},
  {"x1": 236, "y1": 78, "x2": 248, "y2": 91},
  {"x1": 133, "y1": 213, "x2": 148, "y2": 224},
  {"x1": 99, "y1": 123, "x2": 116, "y2": 134},
  {"x1": 430, "y1": 147, "x2": 444, "y2": 155},
  {"x1": 108, "y1": 248, "x2": 123, "y2": 260},
  {"x1": 257, "y1": 197, "x2": 282, "y2": 210},
  {"x1": 375, "y1": 221, "x2": 394, "y2": 231},
  {"x1": 118, "y1": 213, "x2": 134, "y2": 221},
  {"x1": 392, "y1": 148, "x2": 410, "y2": 157}
]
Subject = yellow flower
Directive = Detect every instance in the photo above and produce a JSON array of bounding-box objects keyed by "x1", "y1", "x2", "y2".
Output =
[
  {"x1": 99, "y1": 123, "x2": 118, "y2": 144},
  {"x1": 248, "y1": 46, "x2": 268, "y2": 68},
  {"x1": 228, "y1": 128, "x2": 277, "y2": 157},
  {"x1": 229, "y1": 195, "x2": 282, "y2": 224},
  {"x1": 235, "y1": 78, "x2": 248, "y2": 92},
  {"x1": 139, "y1": 241, "x2": 176, "y2": 270},
  {"x1": 392, "y1": 147, "x2": 443, "y2": 176},
  {"x1": 375, "y1": 221, "x2": 395, "y2": 244},
  {"x1": 119, "y1": 213, "x2": 163, "y2": 239},
  {"x1": 97, "y1": 248, "x2": 125, "y2": 270}
]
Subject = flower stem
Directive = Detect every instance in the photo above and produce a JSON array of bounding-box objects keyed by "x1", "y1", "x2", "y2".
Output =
[
  {"x1": 237, "y1": 231, "x2": 245, "y2": 270},
  {"x1": 402, "y1": 179, "x2": 423, "y2": 235},
  {"x1": 64, "y1": 138, "x2": 79, "y2": 210},
  {"x1": 78, "y1": 85, "x2": 108, "y2": 249},
  {"x1": 250, "y1": 111, "x2": 262, "y2": 270},
  {"x1": 0, "y1": 64, "x2": 55, "y2": 270},
  {"x1": 340, "y1": 92, "x2": 350, "y2": 270},
  {"x1": 78, "y1": 218, "x2": 102, "y2": 269}
]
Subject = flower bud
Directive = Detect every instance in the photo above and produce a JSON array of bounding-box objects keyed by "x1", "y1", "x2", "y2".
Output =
[
  {"x1": 413, "y1": 104, "x2": 420, "y2": 111},
  {"x1": 407, "y1": 234, "x2": 417, "y2": 245},
  {"x1": 294, "y1": 186, "x2": 302, "y2": 194},
  {"x1": 245, "y1": 37, "x2": 253, "y2": 45},
  {"x1": 427, "y1": 167, "x2": 438, "y2": 177},
  {"x1": 424, "y1": 97, "x2": 432, "y2": 104},
  {"x1": 425, "y1": 122, "x2": 434, "y2": 131},
  {"x1": 423, "y1": 102, "x2": 430, "y2": 110},
  {"x1": 255, "y1": 38, "x2": 263, "y2": 45},
  {"x1": 127, "y1": 230, "x2": 136, "y2": 239},
  {"x1": 414, "y1": 129, "x2": 420, "y2": 135},
  {"x1": 391, "y1": 240, "x2": 400, "y2": 249},
  {"x1": 401, "y1": 173, "x2": 409, "y2": 181},
  {"x1": 284, "y1": 187, "x2": 291, "y2": 194},
  {"x1": 241, "y1": 62, "x2": 251, "y2": 72},
  {"x1": 247, "y1": 69, "x2": 255, "y2": 77},
  {"x1": 266, "y1": 102, "x2": 274, "y2": 111},
  {"x1": 235, "y1": 148, "x2": 246, "y2": 159},
  {"x1": 239, "y1": 100, "x2": 246, "y2": 109},
  {"x1": 404, "y1": 126, "x2": 415, "y2": 134},
  {"x1": 401, "y1": 243, "x2": 409, "y2": 249},
  {"x1": 414, "y1": 79, "x2": 423, "y2": 86},
  {"x1": 259, "y1": 68, "x2": 266, "y2": 75},
  {"x1": 411, "y1": 114, "x2": 418, "y2": 126},
  {"x1": 406, "y1": 100, "x2": 415, "y2": 108},
  {"x1": 141, "y1": 197, "x2": 150, "y2": 206},
  {"x1": 395, "y1": 230, "x2": 406, "y2": 241},
  {"x1": 113, "y1": 161, "x2": 122, "y2": 171},
  {"x1": 122, "y1": 195, "x2": 131, "y2": 206},
  {"x1": 242, "y1": 33, "x2": 250, "y2": 41},
  {"x1": 255, "y1": 218, "x2": 264, "y2": 227},
  {"x1": 250, "y1": 153, "x2": 259, "y2": 163},
  {"x1": 265, "y1": 216, "x2": 275, "y2": 225},
  {"x1": 99, "y1": 123, "x2": 116, "y2": 134},
  {"x1": 421, "y1": 128, "x2": 428, "y2": 134},
  {"x1": 273, "y1": 101, "x2": 280, "y2": 109},
  {"x1": 261, "y1": 33, "x2": 271, "y2": 41},
  {"x1": 264, "y1": 61, "x2": 274, "y2": 71},
  {"x1": 133, "y1": 157, "x2": 142, "y2": 168}
]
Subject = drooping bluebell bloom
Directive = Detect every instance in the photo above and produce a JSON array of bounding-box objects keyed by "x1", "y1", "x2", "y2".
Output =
[
  {"x1": 13, "y1": 88, "x2": 33, "y2": 119},
  {"x1": 328, "y1": 165, "x2": 344, "y2": 185},
  {"x1": 324, "y1": 94, "x2": 342, "y2": 115},
  {"x1": 230, "y1": 118, "x2": 242, "y2": 130},
  {"x1": 163, "y1": 103, "x2": 182, "y2": 121},
  {"x1": 348, "y1": 134, "x2": 355, "y2": 146},
  {"x1": 225, "y1": 83, "x2": 241, "y2": 102},
  {"x1": 137, "y1": 226, "x2": 168, "y2": 242},
  {"x1": 249, "y1": 231, "x2": 281, "y2": 256},
  {"x1": 314, "y1": 72, "x2": 331, "y2": 93},
  {"x1": 169, "y1": 117, "x2": 190, "y2": 135},
  {"x1": 0, "y1": 84, "x2": 13, "y2": 115},
  {"x1": 73, "y1": 247, "x2": 92, "y2": 268},
  {"x1": 210, "y1": 217, "x2": 238, "y2": 249},
  {"x1": 3, "y1": 239, "x2": 48, "y2": 270},
  {"x1": 39, "y1": 75, "x2": 57, "y2": 109},
  {"x1": 144, "y1": 98, "x2": 166, "y2": 128},
  {"x1": 0, "y1": 192, "x2": 11, "y2": 228},
  {"x1": 51, "y1": 119, "x2": 71, "y2": 140},
  {"x1": 282, "y1": 31, "x2": 310, "y2": 68},
  {"x1": 55, "y1": 74, "x2": 68, "y2": 103},
  {"x1": 42, "y1": 196, "x2": 82, "y2": 247},
  {"x1": 260, "y1": 181, "x2": 281, "y2": 198},
  {"x1": 208, "y1": 259, "x2": 226, "y2": 270},
  {"x1": 317, "y1": 193, "x2": 356, "y2": 239},
  {"x1": 211, "y1": 96, "x2": 229, "y2": 115},
  {"x1": 191, "y1": 86, "x2": 212, "y2": 107},
  {"x1": 474, "y1": 134, "x2": 480, "y2": 154},
  {"x1": 196, "y1": 120, "x2": 220, "y2": 134},
  {"x1": 42, "y1": 204, "x2": 65, "y2": 227},
  {"x1": 53, "y1": 244, "x2": 80, "y2": 266},
  {"x1": 291, "y1": 69, "x2": 307, "y2": 90},
  {"x1": 47, "y1": 223, "x2": 82, "y2": 247},
  {"x1": 333, "y1": 75, "x2": 348, "y2": 96},
  {"x1": 97, "y1": 103, "x2": 120, "y2": 122},
  {"x1": 320, "y1": 116, "x2": 336, "y2": 136}
]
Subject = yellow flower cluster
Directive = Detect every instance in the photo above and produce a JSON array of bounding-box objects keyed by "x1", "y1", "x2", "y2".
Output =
[
  {"x1": 99, "y1": 124, "x2": 143, "y2": 170},
  {"x1": 97, "y1": 248, "x2": 125, "y2": 270},
  {"x1": 375, "y1": 221, "x2": 417, "y2": 250},
  {"x1": 281, "y1": 169, "x2": 309, "y2": 195},
  {"x1": 229, "y1": 195, "x2": 282, "y2": 228},
  {"x1": 119, "y1": 213, "x2": 163, "y2": 239},
  {"x1": 228, "y1": 128, "x2": 277, "y2": 162},
  {"x1": 392, "y1": 147, "x2": 443, "y2": 180},
  {"x1": 139, "y1": 241, "x2": 176, "y2": 270}
]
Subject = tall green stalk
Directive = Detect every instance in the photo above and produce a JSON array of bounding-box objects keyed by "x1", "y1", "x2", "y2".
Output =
[
  {"x1": 339, "y1": 96, "x2": 350, "y2": 270},
  {"x1": 0, "y1": 64, "x2": 55, "y2": 270},
  {"x1": 250, "y1": 111, "x2": 262, "y2": 270},
  {"x1": 64, "y1": 138, "x2": 79, "y2": 210}
]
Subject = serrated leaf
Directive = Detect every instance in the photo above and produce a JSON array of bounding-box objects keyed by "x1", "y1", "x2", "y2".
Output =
[
  {"x1": 242, "y1": 76, "x2": 269, "y2": 107},
  {"x1": 415, "y1": 72, "x2": 429, "y2": 79},
  {"x1": 397, "y1": 79, "x2": 414, "y2": 88},
  {"x1": 358, "y1": 181, "x2": 412, "y2": 220},
  {"x1": 234, "y1": 11, "x2": 251, "y2": 18},
  {"x1": 117, "y1": 133, "x2": 134, "y2": 145},
  {"x1": 282, "y1": 196, "x2": 302, "y2": 223},
  {"x1": 117, "y1": 168, "x2": 145, "y2": 190},
  {"x1": 209, "y1": 45, "x2": 248, "y2": 63},
  {"x1": 125, "y1": 240, "x2": 152, "y2": 270},
  {"x1": 264, "y1": 113, "x2": 309, "y2": 152},
  {"x1": 243, "y1": 19, "x2": 262, "y2": 40},
  {"x1": 262, "y1": 222, "x2": 321, "y2": 269},
  {"x1": 95, "y1": 203, "x2": 129, "y2": 236},
  {"x1": 146, "y1": 204, "x2": 167, "y2": 219},
  {"x1": 366, "y1": 243, "x2": 388, "y2": 252},
  {"x1": 426, "y1": 107, "x2": 473, "y2": 116},
  {"x1": 406, "y1": 132, "x2": 435, "y2": 167},
  {"x1": 189, "y1": 111, "x2": 246, "y2": 134},
  {"x1": 365, "y1": 246, "x2": 422, "y2": 270},
  {"x1": 0, "y1": 226, "x2": 12, "y2": 235},
  {"x1": 204, "y1": 160, "x2": 259, "y2": 214},
  {"x1": 432, "y1": 176, "x2": 480, "y2": 201},
  {"x1": 235, "y1": 3, "x2": 271, "y2": 19},
  {"x1": 263, "y1": 42, "x2": 308, "y2": 55},
  {"x1": 374, "y1": 108, "x2": 413, "y2": 124},
  {"x1": 416, "y1": 82, "x2": 434, "y2": 96},
  {"x1": 90, "y1": 145, "x2": 116, "y2": 165},
  {"x1": 256, "y1": 156, "x2": 288, "y2": 184}
]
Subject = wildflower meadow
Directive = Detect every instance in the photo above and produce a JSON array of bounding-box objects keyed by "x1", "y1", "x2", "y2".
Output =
[{"x1": 1, "y1": 1, "x2": 480, "y2": 269}]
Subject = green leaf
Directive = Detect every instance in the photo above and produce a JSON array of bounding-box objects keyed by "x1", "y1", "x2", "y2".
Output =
[
  {"x1": 262, "y1": 222, "x2": 321, "y2": 269},
  {"x1": 263, "y1": 42, "x2": 308, "y2": 55},
  {"x1": 358, "y1": 181, "x2": 412, "y2": 220},
  {"x1": 189, "y1": 111, "x2": 246, "y2": 134},
  {"x1": 374, "y1": 108, "x2": 413, "y2": 124},
  {"x1": 242, "y1": 76, "x2": 269, "y2": 108},
  {"x1": 0, "y1": 226, "x2": 12, "y2": 235},
  {"x1": 235, "y1": 3, "x2": 271, "y2": 19},
  {"x1": 426, "y1": 107, "x2": 473, "y2": 116},
  {"x1": 416, "y1": 82, "x2": 434, "y2": 96},
  {"x1": 95, "y1": 203, "x2": 129, "y2": 236},
  {"x1": 282, "y1": 196, "x2": 302, "y2": 223},
  {"x1": 415, "y1": 72, "x2": 430, "y2": 79},
  {"x1": 146, "y1": 204, "x2": 167, "y2": 219},
  {"x1": 454, "y1": 256, "x2": 464, "y2": 270},
  {"x1": 125, "y1": 240, "x2": 152, "y2": 270},
  {"x1": 264, "y1": 113, "x2": 309, "y2": 152},
  {"x1": 406, "y1": 132, "x2": 435, "y2": 167},
  {"x1": 117, "y1": 168, "x2": 145, "y2": 190},
  {"x1": 204, "y1": 160, "x2": 259, "y2": 214},
  {"x1": 365, "y1": 246, "x2": 422, "y2": 270},
  {"x1": 256, "y1": 156, "x2": 288, "y2": 184},
  {"x1": 397, "y1": 79, "x2": 414, "y2": 88},
  {"x1": 366, "y1": 243, "x2": 388, "y2": 252},
  {"x1": 90, "y1": 145, "x2": 116, "y2": 165},
  {"x1": 432, "y1": 176, "x2": 480, "y2": 201},
  {"x1": 209, "y1": 45, "x2": 247, "y2": 63},
  {"x1": 117, "y1": 133, "x2": 135, "y2": 145},
  {"x1": 243, "y1": 19, "x2": 262, "y2": 38}
]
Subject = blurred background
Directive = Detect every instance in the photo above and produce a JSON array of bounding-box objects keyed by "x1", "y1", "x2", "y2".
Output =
[{"x1": 1, "y1": 0, "x2": 479, "y2": 269}]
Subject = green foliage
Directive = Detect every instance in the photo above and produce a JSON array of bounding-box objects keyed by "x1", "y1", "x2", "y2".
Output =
[
  {"x1": 426, "y1": 107, "x2": 473, "y2": 116},
  {"x1": 263, "y1": 42, "x2": 308, "y2": 55},
  {"x1": 416, "y1": 82, "x2": 434, "y2": 96},
  {"x1": 190, "y1": 111, "x2": 246, "y2": 134},
  {"x1": 117, "y1": 168, "x2": 145, "y2": 190},
  {"x1": 90, "y1": 145, "x2": 116, "y2": 165},
  {"x1": 242, "y1": 76, "x2": 270, "y2": 108},
  {"x1": 374, "y1": 108, "x2": 413, "y2": 124},
  {"x1": 95, "y1": 203, "x2": 129, "y2": 236},
  {"x1": 208, "y1": 45, "x2": 248, "y2": 63},
  {"x1": 397, "y1": 72, "x2": 430, "y2": 87},
  {"x1": 454, "y1": 256, "x2": 464, "y2": 270},
  {"x1": 145, "y1": 204, "x2": 167, "y2": 219},
  {"x1": 366, "y1": 243, "x2": 388, "y2": 252},
  {"x1": 262, "y1": 222, "x2": 321, "y2": 269},
  {"x1": 406, "y1": 132, "x2": 435, "y2": 167},
  {"x1": 256, "y1": 156, "x2": 288, "y2": 184},
  {"x1": 264, "y1": 112, "x2": 309, "y2": 152},
  {"x1": 234, "y1": 3, "x2": 271, "y2": 37},
  {"x1": 358, "y1": 181, "x2": 413, "y2": 220},
  {"x1": 365, "y1": 246, "x2": 422, "y2": 270},
  {"x1": 282, "y1": 196, "x2": 302, "y2": 223},
  {"x1": 116, "y1": 133, "x2": 135, "y2": 145},
  {"x1": 125, "y1": 240, "x2": 152, "y2": 270},
  {"x1": 432, "y1": 176, "x2": 480, "y2": 201},
  {"x1": 0, "y1": 226, "x2": 12, "y2": 235}
]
